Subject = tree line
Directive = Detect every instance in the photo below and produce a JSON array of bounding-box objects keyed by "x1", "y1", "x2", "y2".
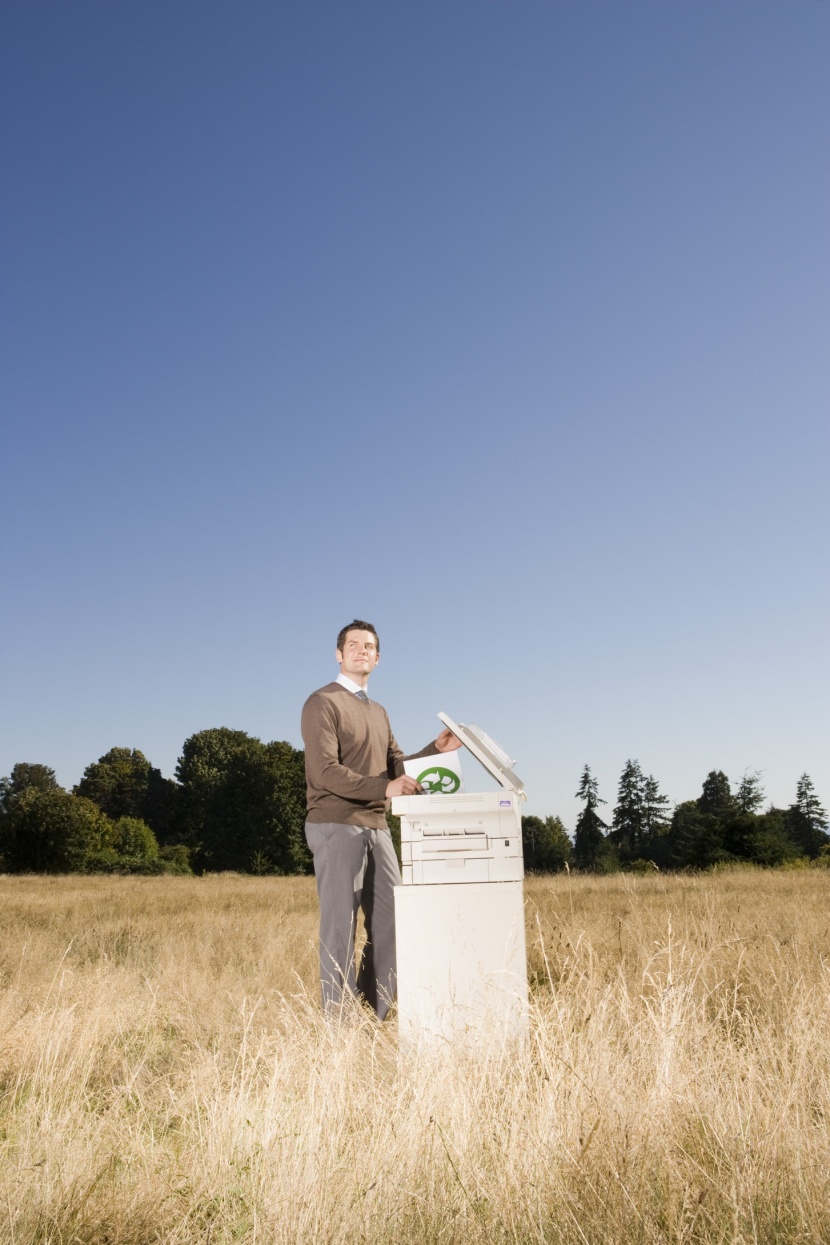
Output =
[
  {"x1": 0, "y1": 729, "x2": 309, "y2": 876},
  {"x1": 562, "y1": 762, "x2": 829, "y2": 873},
  {"x1": 1, "y1": 735, "x2": 827, "y2": 875}
]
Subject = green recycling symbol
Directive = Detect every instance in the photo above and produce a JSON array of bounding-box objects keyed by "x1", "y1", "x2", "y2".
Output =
[{"x1": 416, "y1": 766, "x2": 460, "y2": 794}]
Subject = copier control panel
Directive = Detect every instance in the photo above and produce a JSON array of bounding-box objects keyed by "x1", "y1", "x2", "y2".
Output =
[{"x1": 392, "y1": 713, "x2": 525, "y2": 885}]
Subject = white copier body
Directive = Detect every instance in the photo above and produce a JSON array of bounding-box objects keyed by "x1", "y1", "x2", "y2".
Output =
[{"x1": 392, "y1": 713, "x2": 528, "y2": 1045}]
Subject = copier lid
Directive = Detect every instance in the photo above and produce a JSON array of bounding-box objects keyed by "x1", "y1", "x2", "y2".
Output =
[{"x1": 438, "y1": 712, "x2": 525, "y2": 794}]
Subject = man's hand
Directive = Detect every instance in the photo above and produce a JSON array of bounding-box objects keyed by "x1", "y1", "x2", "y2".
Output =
[
  {"x1": 435, "y1": 728, "x2": 463, "y2": 753},
  {"x1": 386, "y1": 775, "x2": 422, "y2": 797}
]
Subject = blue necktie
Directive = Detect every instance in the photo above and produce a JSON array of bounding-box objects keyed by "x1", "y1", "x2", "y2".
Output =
[{"x1": 354, "y1": 690, "x2": 369, "y2": 703}]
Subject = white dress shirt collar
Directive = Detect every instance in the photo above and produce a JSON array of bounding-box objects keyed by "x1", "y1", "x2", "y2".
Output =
[{"x1": 336, "y1": 672, "x2": 367, "y2": 696}]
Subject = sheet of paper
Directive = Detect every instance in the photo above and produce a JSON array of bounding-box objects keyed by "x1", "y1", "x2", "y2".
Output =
[{"x1": 403, "y1": 749, "x2": 465, "y2": 795}]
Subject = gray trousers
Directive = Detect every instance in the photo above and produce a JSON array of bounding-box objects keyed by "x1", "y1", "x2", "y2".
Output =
[{"x1": 304, "y1": 821, "x2": 401, "y2": 1020}]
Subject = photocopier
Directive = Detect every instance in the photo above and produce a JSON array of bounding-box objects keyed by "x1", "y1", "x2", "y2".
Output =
[
  {"x1": 394, "y1": 712, "x2": 525, "y2": 885},
  {"x1": 392, "y1": 712, "x2": 529, "y2": 1044}
]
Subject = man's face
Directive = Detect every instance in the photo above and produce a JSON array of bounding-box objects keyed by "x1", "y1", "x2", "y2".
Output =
[{"x1": 336, "y1": 629, "x2": 379, "y2": 681}]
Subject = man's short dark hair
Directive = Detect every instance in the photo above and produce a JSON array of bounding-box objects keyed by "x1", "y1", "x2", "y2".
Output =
[{"x1": 337, "y1": 619, "x2": 380, "y2": 654}]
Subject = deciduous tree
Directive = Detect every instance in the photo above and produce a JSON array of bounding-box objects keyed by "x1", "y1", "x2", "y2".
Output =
[
  {"x1": 4, "y1": 788, "x2": 111, "y2": 873},
  {"x1": 0, "y1": 762, "x2": 59, "y2": 812},
  {"x1": 0, "y1": 763, "x2": 61, "y2": 868},
  {"x1": 522, "y1": 814, "x2": 572, "y2": 873},
  {"x1": 175, "y1": 728, "x2": 309, "y2": 873},
  {"x1": 75, "y1": 748, "x2": 178, "y2": 842}
]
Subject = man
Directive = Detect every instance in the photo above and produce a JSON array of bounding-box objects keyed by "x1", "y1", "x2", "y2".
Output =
[{"x1": 301, "y1": 619, "x2": 460, "y2": 1019}]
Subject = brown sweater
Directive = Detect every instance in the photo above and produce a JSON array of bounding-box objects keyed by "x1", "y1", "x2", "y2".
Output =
[{"x1": 301, "y1": 682, "x2": 437, "y2": 828}]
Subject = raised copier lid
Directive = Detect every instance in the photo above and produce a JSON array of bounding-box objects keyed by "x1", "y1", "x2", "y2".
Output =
[{"x1": 438, "y1": 712, "x2": 525, "y2": 795}]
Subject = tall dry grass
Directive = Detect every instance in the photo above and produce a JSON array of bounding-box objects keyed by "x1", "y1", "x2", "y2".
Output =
[{"x1": 1, "y1": 869, "x2": 829, "y2": 1243}]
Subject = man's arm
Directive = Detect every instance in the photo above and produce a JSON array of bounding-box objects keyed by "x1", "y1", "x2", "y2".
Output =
[{"x1": 386, "y1": 726, "x2": 465, "y2": 788}]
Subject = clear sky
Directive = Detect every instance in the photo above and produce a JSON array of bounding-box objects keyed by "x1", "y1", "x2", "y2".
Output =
[{"x1": 2, "y1": 1, "x2": 828, "y2": 829}]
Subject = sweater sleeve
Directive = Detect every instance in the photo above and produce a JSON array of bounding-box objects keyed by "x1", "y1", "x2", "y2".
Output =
[
  {"x1": 302, "y1": 694, "x2": 390, "y2": 804},
  {"x1": 387, "y1": 731, "x2": 443, "y2": 779}
]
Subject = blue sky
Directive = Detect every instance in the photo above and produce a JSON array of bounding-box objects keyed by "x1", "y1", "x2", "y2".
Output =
[{"x1": 2, "y1": 1, "x2": 828, "y2": 828}]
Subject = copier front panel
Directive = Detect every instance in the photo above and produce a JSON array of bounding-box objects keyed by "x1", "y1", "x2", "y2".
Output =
[{"x1": 392, "y1": 790, "x2": 524, "y2": 885}]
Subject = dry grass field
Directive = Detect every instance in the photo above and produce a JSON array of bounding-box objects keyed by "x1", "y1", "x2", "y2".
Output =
[{"x1": 1, "y1": 868, "x2": 829, "y2": 1244}]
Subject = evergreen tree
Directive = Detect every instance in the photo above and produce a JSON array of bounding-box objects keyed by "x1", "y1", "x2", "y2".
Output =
[
  {"x1": 668, "y1": 799, "x2": 732, "y2": 869},
  {"x1": 787, "y1": 774, "x2": 829, "y2": 857},
  {"x1": 573, "y1": 765, "x2": 613, "y2": 872},
  {"x1": 673, "y1": 770, "x2": 732, "y2": 864},
  {"x1": 610, "y1": 759, "x2": 644, "y2": 862},
  {"x1": 734, "y1": 770, "x2": 765, "y2": 814},
  {"x1": 641, "y1": 774, "x2": 671, "y2": 856},
  {"x1": 698, "y1": 770, "x2": 734, "y2": 816},
  {"x1": 717, "y1": 771, "x2": 765, "y2": 859}
]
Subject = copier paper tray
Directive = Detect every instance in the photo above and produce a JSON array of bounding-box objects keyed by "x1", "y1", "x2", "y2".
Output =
[{"x1": 392, "y1": 790, "x2": 524, "y2": 885}]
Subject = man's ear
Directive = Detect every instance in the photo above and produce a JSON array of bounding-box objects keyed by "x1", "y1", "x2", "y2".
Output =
[{"x1": 335, "y1": 649, "x2": 343, "y2": 665}]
